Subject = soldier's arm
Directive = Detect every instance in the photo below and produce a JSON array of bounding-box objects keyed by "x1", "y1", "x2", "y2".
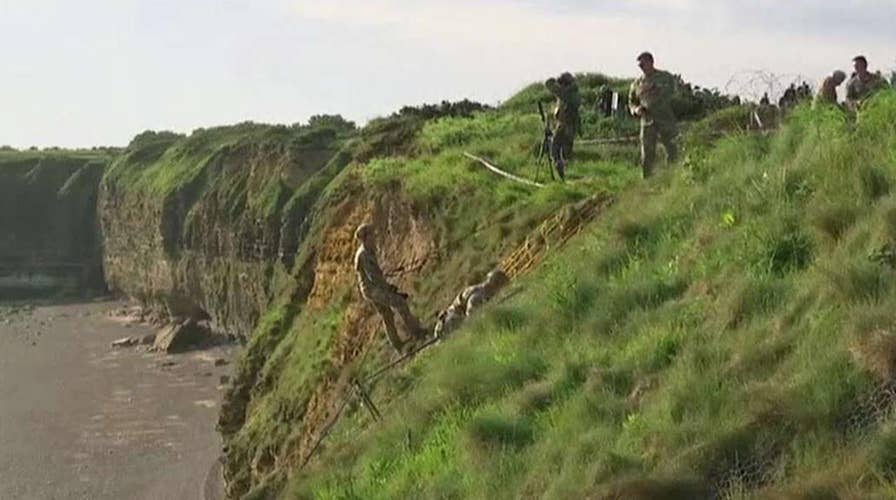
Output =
[
  {"x1": 845, "y1": 79, "x2": 859, "y2": 101},
  {"x1": 628, "y1": 81, "x2": 643, "y2": 116},
  {"x1": 466, "y1": 292, "x2": 488, "y2": 315}
]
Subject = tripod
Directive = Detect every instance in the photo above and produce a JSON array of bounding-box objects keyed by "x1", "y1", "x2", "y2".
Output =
[{"x1": 535, "y1": 101, "x2": 556, "y2": 183}]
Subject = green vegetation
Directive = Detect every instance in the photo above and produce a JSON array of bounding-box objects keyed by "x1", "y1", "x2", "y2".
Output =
[
  {"x1": 220, "y1": 73, "x2": 752, "y2": 499},
  {"x1": 266, "y1": 92, "x2": 896, "y2": 499},
  {"x1": 104, "y1": 119, "x2": 355, "y2": 197},
  {"x1": 220, "y1": 84, "x2": 646, "y2": 498}
]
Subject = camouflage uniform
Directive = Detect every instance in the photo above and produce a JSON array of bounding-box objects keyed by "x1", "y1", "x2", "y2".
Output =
[
  {"x1": 434, "y1": 270, "x2": 508, "y2": 339},
  {"x1": 354, "y1": 225, "x2": 424, "y2": 351},
  {"x1": 545, "y1": 74, "x2": 581, "y2": 180},
  {"x1": 815, "y1": 72, "x2": 846, "y2": 108},
  {"x1": 846, "y1": 72, "x2": 889, "y2": 110},
  {"x1": 629, "y1": 69, "x2": 678, "y2": 178}
]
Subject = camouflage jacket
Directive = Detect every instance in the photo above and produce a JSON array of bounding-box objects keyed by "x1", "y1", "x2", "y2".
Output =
[
  {"x1": 545, "y1": 79, "x2": 582, "y2": 131},
  {"x1": 629, "y1": 70, "x2": 678, "y2": 124},
  {"x1": 846, "y1": 72, "x2": 889, "y2": 102},
  {"x1": 354, "y1": 244, "x2": 388, "y2": 298}
]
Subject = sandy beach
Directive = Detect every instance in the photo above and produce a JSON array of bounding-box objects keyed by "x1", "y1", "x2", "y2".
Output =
[{"x1": 0, "y1": 300, "x2": 235, "y2": 500}]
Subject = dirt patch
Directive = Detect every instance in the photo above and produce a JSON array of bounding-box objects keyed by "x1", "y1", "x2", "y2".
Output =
[{"x1": 307, "y1": 190, "x2": 437, "y2": 312}]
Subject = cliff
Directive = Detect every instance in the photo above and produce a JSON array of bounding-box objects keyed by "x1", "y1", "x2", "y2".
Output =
[
  {"x1": 0, "y1": 150, "x2": 112, "y2": 298},
  {"x1": 214, "y1": 76, "x2": 639, "y2": 498},
  {"x1": 98, "y1": 120, "x2": 355, "y2": 336}
]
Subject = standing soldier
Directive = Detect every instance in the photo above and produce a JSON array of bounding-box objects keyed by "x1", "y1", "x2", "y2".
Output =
[
  {"x1": 815, "y1": 70, "x2": 847, "y2": 108},
  {"x1": 629, "y1": 52, "x2": 679, "y2": 178},
  {"x1": 545, "y1": 72, "x2": 581, "y2": 181},
  {"x1": 846, "y1": 55, "x2": 890, "y2": 111},
  {"x1": 354, "y1": 224, "x2": 425, "y2": 352}
]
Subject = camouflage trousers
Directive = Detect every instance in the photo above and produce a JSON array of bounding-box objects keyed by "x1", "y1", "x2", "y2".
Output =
[
  {"x1": 363, "y1": 286, "x2": 424, "y2": 351},
  {"x1": 640, "y1": 120, "x2": 678, "y2": 178},
  {"x1": 551, "y1": 127, "x2": 576, "y2": 180},
  {"x1": 433, "y1": 306, "x2": 465, "y2": 339}
]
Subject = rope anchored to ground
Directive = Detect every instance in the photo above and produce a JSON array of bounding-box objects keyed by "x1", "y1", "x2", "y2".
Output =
[{"x1": 463, "y1": 152, "x2": 544, "y2": 188}]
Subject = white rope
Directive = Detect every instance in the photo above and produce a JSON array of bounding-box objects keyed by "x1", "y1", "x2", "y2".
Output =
[{"x1": 463, "y1": 152, "x2": 544, "y2": 188}]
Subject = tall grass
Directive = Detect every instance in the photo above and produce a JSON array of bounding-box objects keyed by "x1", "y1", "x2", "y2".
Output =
[{"x1": 280, "y1": 91, "x2": 896, "y2": 499}]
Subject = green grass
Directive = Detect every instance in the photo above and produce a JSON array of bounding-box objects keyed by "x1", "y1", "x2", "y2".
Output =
[
  {"x1": 222, "y1": 81, "x2": 650, "y2": 499},
  {"x1": 270, "y1": 91, "x2": 896, "y2": 499}
]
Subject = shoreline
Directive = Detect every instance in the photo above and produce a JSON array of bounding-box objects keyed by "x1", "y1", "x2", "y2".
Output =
[{"x1": 0, "y1": 300, "x2": 233, "y2": 500}]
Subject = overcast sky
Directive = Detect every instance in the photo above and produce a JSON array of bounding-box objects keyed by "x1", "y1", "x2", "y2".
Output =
[{"x1": 2, "y1": 0, "x2": 894, "y2": 148}]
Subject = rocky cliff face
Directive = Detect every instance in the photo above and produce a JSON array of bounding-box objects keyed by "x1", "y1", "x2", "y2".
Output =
[
  {"x1": 98, "y1": 123, "x2": 354, "y2": 337},
  {"x1": 0, "y1": 151, "x2": 111, "y2": 298}
]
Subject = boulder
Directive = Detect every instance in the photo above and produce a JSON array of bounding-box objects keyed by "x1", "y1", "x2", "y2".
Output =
[{"x1": 153, "y1": 319, "x2": 207, "y2": 354}]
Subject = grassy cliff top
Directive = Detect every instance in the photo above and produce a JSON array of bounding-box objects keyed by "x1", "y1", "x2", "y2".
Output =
[
  {"x1": 0, "y1": 148, "x2": 113, "y2": 170},
  {"x1": 103, "y1": 119, "x2": 357, "y2": 196},
  {"x1": 283, "y1": 93, "x2": 896, "y2": 499}
]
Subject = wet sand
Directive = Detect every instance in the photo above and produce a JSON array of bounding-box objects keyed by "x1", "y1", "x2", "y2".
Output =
[{"x1": 0, "y1": 301, "x2": 235, "y2": 500}]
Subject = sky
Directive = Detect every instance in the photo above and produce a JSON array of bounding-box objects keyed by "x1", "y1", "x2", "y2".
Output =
[{"x1": 1, "y1": 0, "x2": 894, "y2": 148}]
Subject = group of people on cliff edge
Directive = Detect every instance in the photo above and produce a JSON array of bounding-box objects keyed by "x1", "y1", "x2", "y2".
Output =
[
  {"x1": 814, "y1": 55, "x2": 890, "y2": 111},
  {"x1": 545, "y1": 52, "x2": 891, "y2": 182},
  {"x1": 355, "y1": 52, "x2": 892, "y2": 355},
  {"x1": 544, "y1": 51, "x2": 679, "y2": 180}
]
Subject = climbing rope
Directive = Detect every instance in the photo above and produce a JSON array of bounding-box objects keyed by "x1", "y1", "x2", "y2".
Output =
[
  {"x1": 463, "y1": 152, "x2": 544, "y2": 188},
  {"x1": 298, "y1": 334, "x2": 440, "y2": 469}
]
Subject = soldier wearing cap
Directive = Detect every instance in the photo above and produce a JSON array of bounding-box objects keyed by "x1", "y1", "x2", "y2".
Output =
[
  {"x1": 434, "y1": 270, "x2": 509, "y2": 339},
  {"x1": 545, "y1": 72, "x2": 581, "y2": 180},
  {"x1": 846, "y1": 56, "x2": 889, "y2": 111},
  {"x1": 354, "y1": 223, "x2": 425, "y2": 352},
  {"x1": 628, "y1": 51, "x2": 679, "y2": 178},
  {"x1": 815, "y1": 70, "x2": 847, "y2": 108}
]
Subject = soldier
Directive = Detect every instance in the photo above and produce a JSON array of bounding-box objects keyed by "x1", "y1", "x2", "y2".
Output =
[
  {"x1": 797, "y1": 81, "x2": 813, "y2": 102},
  {"x1": 814, "y1": 70, "x2": 847, "y2": 108},
  {"x1": 354, "y1": 224, "x2": 425, "y2": 352},
  {"x1": 434, "y1": 270, "x2": 509, "y2": 339},
  {"x1": 759, "y1": 93, "x2": 771, "y2": 106},
  {"x1": 846, "y1": 56, "x2": 890, "y2": 111},
  {"x1": 545, "y1": 72, "x2": 581, "y2": 180},
  {"x1": 629, "y1": 51, "x2": 679, "y2": 178},
  {"x1": 778, "y1": 84, "x2": 798, "y2": 109}
]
